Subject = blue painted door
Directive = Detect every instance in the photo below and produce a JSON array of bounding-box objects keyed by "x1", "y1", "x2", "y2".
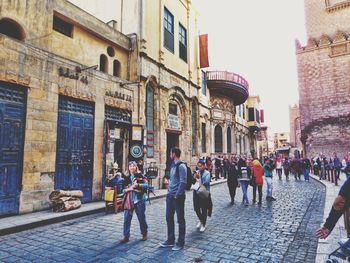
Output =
[
  {"x1": 0, "y1": 82, "x2": 26, "y2": 216},
  {"x1": 55, "y1": 96, "x2": 94, "y2": 203}
]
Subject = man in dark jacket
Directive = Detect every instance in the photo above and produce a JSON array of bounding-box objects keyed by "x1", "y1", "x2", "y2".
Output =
[
  {"x1": 316, "y1": 177, "x2": 350, "y2": 239},
  {"x1": 227, "y1": 158, "x2": 239, "y2": 205}
]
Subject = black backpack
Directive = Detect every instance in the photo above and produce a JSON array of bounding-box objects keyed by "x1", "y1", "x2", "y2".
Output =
[{"x1": 176, "y1": 162, "x2": 195, "y2": 191}]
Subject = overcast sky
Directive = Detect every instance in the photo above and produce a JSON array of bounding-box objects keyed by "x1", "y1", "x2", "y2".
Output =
[{"x1": 193, "y1": 0, "x2": 307, "y2": 134}]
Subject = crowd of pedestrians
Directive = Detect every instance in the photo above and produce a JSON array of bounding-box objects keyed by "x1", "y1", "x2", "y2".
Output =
[
  {"x1": 310, "y1": 152, "x2": 350, "y2": 181},
  {"x1": 110, "y1": 147, "x2": 350, "y2": 252}
]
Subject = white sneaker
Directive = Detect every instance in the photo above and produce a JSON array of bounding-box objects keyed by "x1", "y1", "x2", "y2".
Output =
[
  {"x1": 196, "y1": 221, "x2": 201, "y2": 229},
  {"x1": 199, "y1": 224, "x2": 206, "y2": 232}
]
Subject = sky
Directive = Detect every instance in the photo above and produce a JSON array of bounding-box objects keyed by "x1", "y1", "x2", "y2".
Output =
[{"x1": 193, "y1": 0, "x2": 307, "y2": 134}]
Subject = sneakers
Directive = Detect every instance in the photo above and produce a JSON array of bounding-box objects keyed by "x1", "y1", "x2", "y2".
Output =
[
  {"x1": 196, "y1": 221, "x2": 202, "y2": 229},
  {"x1": 159, "y1": 240, "x2": 174, "y2": 248},
  {"x1": 199, "y1": 225, "x2": 206, "y2": 232},
  {"x1": 270, "y1": 197, "x2": 277, "y2": 201},
  {"x1": 172, "y1": 243, "x2": 184, "y2": 251}
]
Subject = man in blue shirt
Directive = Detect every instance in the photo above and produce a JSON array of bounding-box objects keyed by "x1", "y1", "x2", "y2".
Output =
[{"x1": 160, "y1": 147, "x2": 187, "y2": 251}]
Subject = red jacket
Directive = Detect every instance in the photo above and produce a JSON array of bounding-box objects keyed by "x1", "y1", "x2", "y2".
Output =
[{"x1": 252, "y1": 160, "x2": 264, "y2": 186}]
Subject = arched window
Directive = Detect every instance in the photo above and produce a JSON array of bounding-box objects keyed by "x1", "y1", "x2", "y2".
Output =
[
  {"x1": 227, "y1": 127, "x2": 232, "y2": 153},
  {"x1": 214, "y1": 125, "x2": 223, "y2": 153},
  {"x1": 146, "y1": 84, "x2": 155, "y2": 157},
  {"x1": 0, "y1": 18, "x2": 25, "y2": 41},
  {"x1": 192, "y1": 101, "x2": 197, "y2": 156},
  {"x1": 99, "y1": 54, "x2": 108, "y2": 73},
  {"x1": 113, "y1": 59, "x2": 121, "y2": 77}
]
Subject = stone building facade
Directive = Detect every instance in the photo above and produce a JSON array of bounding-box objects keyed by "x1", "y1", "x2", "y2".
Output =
[
  {"x1": 0, "y1": 0, "x2": 138, "y2": 215},
  {"x1": 289, "y1": 104, "x2": 302, "y2": 150},
  {"x1": 296, "y1": 0, "x2": 350, "y2": 157}
]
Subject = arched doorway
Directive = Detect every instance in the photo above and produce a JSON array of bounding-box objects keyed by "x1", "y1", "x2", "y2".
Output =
[{"x1": 214, "y1": 125, "x2": 223, "y2": 153}]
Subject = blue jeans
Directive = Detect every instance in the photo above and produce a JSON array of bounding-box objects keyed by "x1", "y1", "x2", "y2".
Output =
[
  {"x1": 265, "y1": 177, "x2": 273, "y2": 197},
  {"x1": 240, "y1": 181, "x2": 249, "y2": 203},
  {"x1": 303, "y1": 168, "x2": 310, "y2": 181},
  {"x1": 123, "y1": 201, "x2": 148, "y2": 238},
  {"x1": 166, "y1": 194, "x2": 186, "y2": 246}
]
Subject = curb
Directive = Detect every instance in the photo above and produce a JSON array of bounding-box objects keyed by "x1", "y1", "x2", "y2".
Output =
[{"x1": 0, "y1": 179, "x2": 227, "y2": 236}]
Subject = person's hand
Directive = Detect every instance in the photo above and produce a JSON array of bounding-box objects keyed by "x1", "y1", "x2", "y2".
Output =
[{"x1": 316, "y1": 226, "x2": 330, "y2": 239}]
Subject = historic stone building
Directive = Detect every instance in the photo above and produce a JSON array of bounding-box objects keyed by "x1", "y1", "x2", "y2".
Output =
[
  {"x1": 70, "y1": 0, "x2": 211, "y2": 184},
  {"x1": 0, "y1": 0, "x2": 138, "y2": 215},
  {"x1": 207, "y1": 71, "x2": 250, "y2": 157},
  {"x1": 296, "y1": 0, "x2": 350, "y2": 157},
  {"x1": 289, "y1": 104, "x2": 302, "y2": 150}
]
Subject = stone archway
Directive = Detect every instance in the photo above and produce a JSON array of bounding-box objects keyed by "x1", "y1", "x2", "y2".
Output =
[{"x1": 0, "y1": 18, "x2": 26, "y2": 41}]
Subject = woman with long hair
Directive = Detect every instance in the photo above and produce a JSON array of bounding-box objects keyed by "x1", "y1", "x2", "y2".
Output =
[{"x1": 120, "y1": 161, "x2": 149, "y2": 243}]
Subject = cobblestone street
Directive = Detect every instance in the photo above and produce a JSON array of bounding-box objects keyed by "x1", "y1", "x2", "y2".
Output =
[{"x1": 0, "y1": 177, "x2": 325, "y2": 263}]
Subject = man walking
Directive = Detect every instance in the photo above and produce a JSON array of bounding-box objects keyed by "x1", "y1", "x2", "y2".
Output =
[
  {"x1": 160, "y1": 147, "x2": 187, "y2": 251},
  {"x1": 263, "y1": 158, "x2": 276, "y2": 201}
]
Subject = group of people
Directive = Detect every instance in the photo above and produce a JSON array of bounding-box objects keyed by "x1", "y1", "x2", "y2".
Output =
[
  {"x1": 310, "y1": 152, "x2": 350, "y2": 181},
  {"x1": 111, "y1": 149, "x2": 284, "y2": 251},
  {"x1": 106, "y1": 148, "x2": 350, "y2": 257}
]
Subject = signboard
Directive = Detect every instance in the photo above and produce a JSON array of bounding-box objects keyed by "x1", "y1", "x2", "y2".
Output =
[
  {"x1": 213, "y1": 110, "x2": 222, "y2": 119},
  {"x1": 130, "y1": 144, "x2": 143, "y2": 158},
  {"x1": 199, "y1": 34, "x2": 209, "y2": 68},
  {"x1": 132, "y1": 125, "x2": 143, "y2": 141},
  {"x1": 168, "y1": 114, "x2": 180, "y2": 130}
]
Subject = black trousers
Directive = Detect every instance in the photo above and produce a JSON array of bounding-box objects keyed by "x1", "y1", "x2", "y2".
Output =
[
  {"x1": 227, "y1": 180, "x2": 238, "y2": 203},
  {"x1": 193, "y1": 192, "x2": 209, "y2": 226},
  {"x1": 252, "y1": 184, "x2": 262, "y2": 203}
]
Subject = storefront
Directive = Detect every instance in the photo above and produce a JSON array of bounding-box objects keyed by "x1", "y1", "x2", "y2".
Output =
[
  {"x1": 0, "y1": 82, "x2": 27, "y2": 216},
  {"x1": 104, "y1": 106, "x2": 132, "y2": 176}
]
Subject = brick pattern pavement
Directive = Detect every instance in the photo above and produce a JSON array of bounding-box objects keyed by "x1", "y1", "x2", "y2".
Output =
[{"x1": 0, "y1": 177, "x2": 325, "y2": 263}]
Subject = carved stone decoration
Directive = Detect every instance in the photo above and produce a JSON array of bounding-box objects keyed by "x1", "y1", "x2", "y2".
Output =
[
  {"x1": 333, "y1": 31, "x2": 347, "y2": 43},
  {"x1": 319, "y1": 34, "x2": 332, "y2": 47},
  {"x1": 306, "y1": 38, "x2": 318, "y2": 49}
]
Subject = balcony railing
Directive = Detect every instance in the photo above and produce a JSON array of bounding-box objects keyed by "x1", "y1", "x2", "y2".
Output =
[{"x1": 206, "y1": 71, "x2": 249, "y2": 91}]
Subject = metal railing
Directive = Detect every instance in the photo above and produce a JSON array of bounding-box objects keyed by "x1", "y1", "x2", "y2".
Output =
[{"x1": 206, "y1": 71, "x2": 249, "y2": 91}]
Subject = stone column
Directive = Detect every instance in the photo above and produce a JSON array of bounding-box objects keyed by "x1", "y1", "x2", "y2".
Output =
[{"x1": 223, "y1": 122, "x2": 227, "y2": 154}]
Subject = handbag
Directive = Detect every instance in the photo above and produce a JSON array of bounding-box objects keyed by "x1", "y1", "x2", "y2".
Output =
[
  {"x1": 191, "y1": 181, "x2": 200, "y2": 191},
  {"x1": 104, "y1": 189, "x2": 115, "y2": 202},
  {"x1": 197, "y1": 185, "x2": 209, "y2": 199},
  {"x1": 122, "y1": 191, "x2": 134, "y2": 210}
]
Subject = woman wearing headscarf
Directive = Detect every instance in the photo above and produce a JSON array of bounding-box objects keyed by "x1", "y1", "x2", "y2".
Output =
[
  {"x1": 227, "y1": 156, "x2": 239, "y2": 205},
  {"x1": 251, "y1": 159, "x2": 264, "y2": 205},
  {"x1": 120, "y1": 161, "x2": 149, "y2": 243}
]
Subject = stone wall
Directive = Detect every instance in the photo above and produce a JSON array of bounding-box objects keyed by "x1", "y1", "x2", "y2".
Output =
[
  {"x1": 296, "y1": 24, "x2": 350, "y2": 157},
  {"x1": 0, "y1": 35, "x2": 135, "y2": 213},
  {"x1": 305, "y1": 0, "x2": 350, "y2": 39}
]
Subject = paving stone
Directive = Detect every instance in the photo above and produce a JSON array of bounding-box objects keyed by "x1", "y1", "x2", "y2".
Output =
[{"x1": 0, "y1": 177, "x2": 325, "y2": 263}]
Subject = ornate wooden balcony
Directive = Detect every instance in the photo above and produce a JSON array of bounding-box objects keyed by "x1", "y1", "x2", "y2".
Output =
[{"x1": 206, "y1": 71, "x2": 249, "y2": 105}]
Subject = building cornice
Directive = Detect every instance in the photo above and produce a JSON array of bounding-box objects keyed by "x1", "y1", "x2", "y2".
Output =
[
  {"x1": 326, "y1": 0, "x2": 350, "y2": 13},
  {"x1": 296, "y1": 31, "x2": 350, "y2": 57}
]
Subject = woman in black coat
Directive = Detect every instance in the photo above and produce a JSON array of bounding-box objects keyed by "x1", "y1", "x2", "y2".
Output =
[{"x1": 227, "y1": 157, "x2": 239, "y2": 205}]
